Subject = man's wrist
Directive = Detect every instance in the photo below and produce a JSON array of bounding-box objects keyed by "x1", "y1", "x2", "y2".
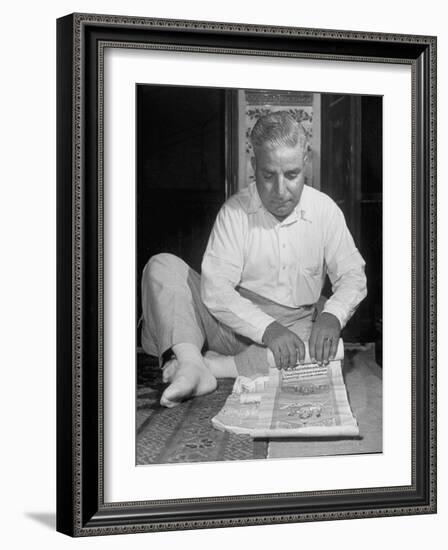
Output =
[
  {"x1": 259, "y1": 319, "x2": 279, "y2": 345},
  {"x1": 261, "y1": 320, "x2": 278, "y2": 345},
  {"x1": 319, "y1": 311, "x2": 341, "y2": 329},
  {"x1": 320, "y1": 306, "x2": 344, "y2": 329}
]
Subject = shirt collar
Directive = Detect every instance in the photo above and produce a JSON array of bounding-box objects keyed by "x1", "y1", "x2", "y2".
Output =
[
  {"x1": 247, "y1": 182, "x2": 313, "y2": 224},
  {"x1": 247, "y1": 182, "x2": 263, "y2": 214}
]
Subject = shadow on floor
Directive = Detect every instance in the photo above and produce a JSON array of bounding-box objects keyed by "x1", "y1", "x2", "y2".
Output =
[{"x1": 25, "y1": 512, "x2": 56, "y2": 530}]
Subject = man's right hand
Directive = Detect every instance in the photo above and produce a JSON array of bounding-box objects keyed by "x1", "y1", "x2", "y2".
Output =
[{"x1": 262, "y1": 321, "x2": 305, "y2": 370}]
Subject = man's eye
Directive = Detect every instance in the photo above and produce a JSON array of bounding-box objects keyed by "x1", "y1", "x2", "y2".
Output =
[
  {"x1": 286, "y1": 172, "x2": 299, "y2": 180},
  {"x1": 263, "y1": 173, "x2": 274, "y2": 179}
]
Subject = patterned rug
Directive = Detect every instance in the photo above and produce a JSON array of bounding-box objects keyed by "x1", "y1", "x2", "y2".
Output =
[
  {"x1": 136, "y1": 345, "x2": 380, "y2": 464},
  {"x1": 136, "y1": 353, "x2": 265, "y2": 464}
]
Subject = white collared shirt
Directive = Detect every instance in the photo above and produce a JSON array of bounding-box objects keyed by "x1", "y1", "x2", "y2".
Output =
[{"x1": 200, "y1": 182, "x2": 367, "y2": 344}]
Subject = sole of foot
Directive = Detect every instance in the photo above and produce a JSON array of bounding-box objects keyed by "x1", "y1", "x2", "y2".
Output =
[{"x1": 160, "y1": 358, "x2": 217, "y2": 408}]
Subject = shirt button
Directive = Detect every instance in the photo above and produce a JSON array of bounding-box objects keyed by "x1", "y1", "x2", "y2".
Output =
[
  {"x1": 282, "y1": 266, "x2": 286, "y2": 270},
  {"x1": 282, "y1": 243, "x2": 286, "y2": 248}
]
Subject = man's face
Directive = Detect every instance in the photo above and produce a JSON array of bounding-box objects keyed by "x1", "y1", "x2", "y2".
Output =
[{"x1": 252, "y1": 142, "x2": 307, "y2": 221}]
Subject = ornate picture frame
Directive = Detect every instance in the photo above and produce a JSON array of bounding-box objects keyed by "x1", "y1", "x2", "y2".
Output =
[{"x1": 56, "y1": 13, "x2": 436, "y2": 536}]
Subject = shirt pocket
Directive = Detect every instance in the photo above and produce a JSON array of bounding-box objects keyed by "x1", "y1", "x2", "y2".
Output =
[
  {"x1": 293, "y1": 256, "x2": 323, "y2": 304},
  {"x1": 300, "y1": 255, "x2": 323, "y2": 279}
]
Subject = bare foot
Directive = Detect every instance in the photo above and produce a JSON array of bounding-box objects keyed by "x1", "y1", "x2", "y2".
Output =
[{"x1": 160, "y1": 358, "x2": 217, "y2": 408}]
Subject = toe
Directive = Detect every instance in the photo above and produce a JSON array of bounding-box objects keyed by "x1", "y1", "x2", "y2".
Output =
[
  {"x1": 159, "y1": 361, "x2": 217, "y2": 408},
  {"x1": 160, "y1": 376, "x2": 195, "y2": 407},
  {"x1": 160, "y1": 389, "x2": 179, "y2": 408}
]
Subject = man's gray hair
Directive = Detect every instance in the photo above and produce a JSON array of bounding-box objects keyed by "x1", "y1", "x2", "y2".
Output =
[{"x1": 250, "y1": 111, "x2": 308, "y2": 153}]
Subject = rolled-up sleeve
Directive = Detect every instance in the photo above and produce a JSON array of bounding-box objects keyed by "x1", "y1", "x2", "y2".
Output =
[
  {"x1": 322, "y1": 204, "x2": 367, "y2": 328},
  {"x1": 200, "y1": 204, "x2": 275, "y2": 344}
]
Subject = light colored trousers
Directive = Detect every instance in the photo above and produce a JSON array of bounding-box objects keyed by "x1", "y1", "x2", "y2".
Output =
[{"x1": 141, "y1": 253, "x2": 316, "y2": 377}]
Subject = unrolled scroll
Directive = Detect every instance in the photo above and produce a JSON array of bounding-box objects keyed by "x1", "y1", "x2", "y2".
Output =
[{"x1": 212, "y1": 339, "x2": 359, "y2": 438}]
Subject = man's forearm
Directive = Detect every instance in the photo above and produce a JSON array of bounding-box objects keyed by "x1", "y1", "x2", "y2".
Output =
[
  {"x1": 200, "y1": 251, "x2": 276, "y2": 343},
  {"x1": 322, "y1": 265, "x2": 367, "y2": 328},
  {"x1": 201, "y1": 279, "x2": 275, "y2": 344}
]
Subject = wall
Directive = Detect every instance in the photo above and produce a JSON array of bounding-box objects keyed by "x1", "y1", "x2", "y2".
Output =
[{"x1": 0, "y1": 1, "x2": 445, "y2": 549}]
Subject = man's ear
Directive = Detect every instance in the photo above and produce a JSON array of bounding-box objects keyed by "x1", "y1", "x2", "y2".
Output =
[
  {"x1": 303, "y1": 149, "x2": 311, "y2": 166},
  {"x1": 250, "y1": 155, "x2": 256, "y2": 173}
]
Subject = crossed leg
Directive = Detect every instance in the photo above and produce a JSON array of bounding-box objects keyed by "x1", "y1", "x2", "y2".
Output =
[
  {"x1": 141, "y1": 253, "x2": 314, "y2": 407},
  {"x1": 141, "y1": 254, "x2": 248, "y2": 407}
]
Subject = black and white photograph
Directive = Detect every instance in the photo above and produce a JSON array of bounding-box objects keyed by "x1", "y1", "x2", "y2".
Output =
[
  {"x1": 136, "y1": 85, "x2": 383, "y2": 465},
  {"x1": 53, "y1": 8, "x2": 436, "y2": 538}
]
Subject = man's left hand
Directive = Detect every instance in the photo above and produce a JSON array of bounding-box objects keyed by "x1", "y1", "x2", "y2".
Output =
[{"x1": 309, "y1": 312, "x2": 341, "y2": 365}]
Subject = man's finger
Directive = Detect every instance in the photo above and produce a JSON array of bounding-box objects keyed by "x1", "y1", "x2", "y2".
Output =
[
  {"x1": 285, "y1": 342, "x2": 297, "y2": 369},
  {"x1": 273, "y1": 348, "x2": 282, "y2": 370},
  {"x1": 309, "y1": 329, "x2": 317, "y2": 363},
  {"x1": 322, "y1": 337, "x2": 332, "y2": 365},
  {"x1": 315, "y1": 334, "x2": 324, "y2": 364},
  {"x1": 329, "y1": 337, "x2": 339, "y2": 360},
  {"x1": 278, "y1": 346, "x2": 289, "y2": 370},
  {"x1": 293, "y1": 344, "x2": 299, "y2": 368},
  {"x1": 285, "y1": 344, "x2": 294, "y2": 369},
  {"x1": 284, "y1": 350, "x2": 292, "y2": 370},
  {"x1": 295, "y1": 336, "x2": 306, "y2": 364}
]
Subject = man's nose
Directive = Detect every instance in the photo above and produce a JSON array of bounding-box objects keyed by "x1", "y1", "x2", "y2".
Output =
[{"x1": 275, "y1": 175, "x2": 287, "y2": 196}]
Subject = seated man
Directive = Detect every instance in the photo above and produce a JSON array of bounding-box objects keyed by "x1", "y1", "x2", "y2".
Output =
[{"x1": 141, "y1": 111, "x2": 367, "y2": 408}]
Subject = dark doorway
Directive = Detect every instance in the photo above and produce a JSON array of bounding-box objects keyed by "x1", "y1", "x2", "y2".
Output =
[
  {"x1": 321, "y1": 94, "x2": 382, "y2": 346},
  {"x1": 136, "y1": 85, "x2": 231, "y2": 324}
]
